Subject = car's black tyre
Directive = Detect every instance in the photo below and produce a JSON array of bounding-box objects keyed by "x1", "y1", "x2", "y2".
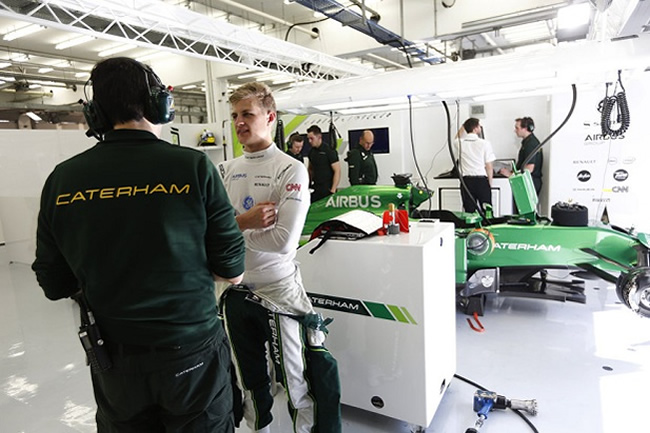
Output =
[
  {"x1": 616, "y1": 267, "x2": 650, "y2": 318},
  {"x1": 551, "y1": 202, "x2": 588, "y2": 227}
]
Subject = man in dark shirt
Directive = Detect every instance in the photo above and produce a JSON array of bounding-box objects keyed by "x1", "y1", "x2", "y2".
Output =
[
  {"x1": 32, "y1": 57, "x2": 245, "y2": 433},
  {"x1": 347, "y1": 129, "x2": 378, "y2": 185},
  {"x1": 307, "y1": 125, "x2": 340, "y2": 202},
  {"x1": 499, "y1": 116, "x2": 543, "y2": 195},
  {"x1": 286, "y1": 131, "x2": 304, "y2": 163}
]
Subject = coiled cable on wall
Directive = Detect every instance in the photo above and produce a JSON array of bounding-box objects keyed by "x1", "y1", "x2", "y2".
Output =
[{"x1": 598, "y1": 70, "x2": 630, "y2": 138}]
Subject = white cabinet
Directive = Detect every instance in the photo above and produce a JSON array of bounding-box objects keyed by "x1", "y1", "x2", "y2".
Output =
[{"x1": 296, "y1": 222, "x2": 456, "y2": 429}]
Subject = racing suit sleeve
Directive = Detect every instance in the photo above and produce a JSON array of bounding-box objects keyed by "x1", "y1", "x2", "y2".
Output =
[
  {"x1": 32, "y1": 172, "x2": 79, "y2": 300},
  {"x1": 244, "y1": 162, "x2": 310, "y2": 255}
]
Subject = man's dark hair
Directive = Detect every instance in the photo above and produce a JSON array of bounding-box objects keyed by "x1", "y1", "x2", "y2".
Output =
[
  {"x1": 288, "y1": 132, "x2": 303, "y2": 149},
  {"x1": 516, "y1": 117, "x2": 535, "y2": 132},
  {"x1": 307, "y1": 125, "x2": 322, "y2": 136},
  {"x1": 463, "y1": 118, "x2": 480, "y2": 134},
  {"x1": 90, "y1": 57, "x2": 159, "y2": 127}
]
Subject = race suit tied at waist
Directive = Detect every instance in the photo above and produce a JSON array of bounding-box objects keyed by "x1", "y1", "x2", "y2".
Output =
[{"x1": 309, "y1": 209, "x2": 383, "y2": 254}]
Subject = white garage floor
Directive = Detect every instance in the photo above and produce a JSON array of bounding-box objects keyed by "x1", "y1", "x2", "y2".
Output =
[{"x1": 1, "y1": 245, "x2": 649, "y2": 433}]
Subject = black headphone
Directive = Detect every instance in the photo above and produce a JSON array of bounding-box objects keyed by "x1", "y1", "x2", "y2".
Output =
[
  {"x1": 521, "y1": 117, "x2": 535, "y2": 133},
  {"x1": 81, "y1": 60, "x2": 175, "y2": 140}
]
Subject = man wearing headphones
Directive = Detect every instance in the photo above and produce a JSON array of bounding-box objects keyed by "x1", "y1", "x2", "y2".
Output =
[
  {"x1": 286, "y1": 132, "x2": 305, "y2": 163},
  {"x1": 500, "y1": 117, "x2": 543, "y2": 195},
  {"x1": 32, "y1": 57, "x2": 246, "y2": 432}
]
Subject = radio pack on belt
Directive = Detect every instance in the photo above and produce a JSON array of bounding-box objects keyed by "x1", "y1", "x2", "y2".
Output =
[{"x1": 73, "y1": 291, "x2": 112, "y2": 373}]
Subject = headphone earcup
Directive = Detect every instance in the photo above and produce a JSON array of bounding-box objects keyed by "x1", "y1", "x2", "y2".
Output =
[
  {"x1": 145, "y1": 87, "x2": 175, "y2": 124},
  {"x1": 82, "y1": 100, "x2": 110, "y2": 136},
  {"x1": 527, "y1": 123, "x2": 535, "y2": 132}
]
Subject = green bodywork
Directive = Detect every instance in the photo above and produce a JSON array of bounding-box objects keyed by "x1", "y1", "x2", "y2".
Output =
[
  {"x1": 302, "y1": 184, "x2": 430, "y2": 240},
  {"x1": 302, "y1": 174, "x2": 647, "y2": 287}
]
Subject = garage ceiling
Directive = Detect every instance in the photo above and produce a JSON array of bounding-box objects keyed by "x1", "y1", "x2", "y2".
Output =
[{"x1": 0, "y1": 0, "x2": 646, "y2": 123}]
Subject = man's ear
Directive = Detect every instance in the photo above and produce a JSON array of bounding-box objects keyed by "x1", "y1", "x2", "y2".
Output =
[{"x1": 267, "y1": 111, "x2": 276, "y2": 125}]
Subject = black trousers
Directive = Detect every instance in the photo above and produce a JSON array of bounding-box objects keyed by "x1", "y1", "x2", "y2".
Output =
[
  {"x1": 461, "y1": 176, "x2": 492, "y2": 213},
  {"x1": 91, "y1": 324, "x2": 234, "y2": 433}
]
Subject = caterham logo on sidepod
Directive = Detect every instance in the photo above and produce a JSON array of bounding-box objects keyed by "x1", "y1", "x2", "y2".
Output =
[{"x1": 577, "y1": 170, "x2": 591, "y2": 182}]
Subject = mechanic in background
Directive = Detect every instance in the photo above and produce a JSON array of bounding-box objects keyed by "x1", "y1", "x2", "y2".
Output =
[
  {"x1": 32, "y1": 57, "x2": 245, "y2": 432},
  {"x1": 347, "y1": 129, "x2": 378, "y2": 185},
  {"x1": 456, "y1": 118, "x2": 495, "y2": 213},
  {"x1": 499, "y1": 116, "x2": 543, "y2": 196},
  {"x1": 219, "y1": 82, "x2": 341, "y2": 433},
  {"x1": 286, "y1": 131, "x2": 305, "y2": 163},
  {"x1": 307, "y1": 124, "x2": 340, "y2": 202}
]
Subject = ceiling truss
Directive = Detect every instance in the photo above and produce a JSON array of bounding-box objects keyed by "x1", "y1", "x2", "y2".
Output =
[{"x1": 0, "y1": 0, "x2": 377, "y2": 81}]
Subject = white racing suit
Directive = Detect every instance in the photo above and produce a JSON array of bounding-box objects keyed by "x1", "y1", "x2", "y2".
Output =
[{"x1": 218, "y1": 145, "x2": 341, "y2": 433}]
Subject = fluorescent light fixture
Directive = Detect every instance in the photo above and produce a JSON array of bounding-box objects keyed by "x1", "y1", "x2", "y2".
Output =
[
  {"x1": 314, "y1": 96, "x2": 415, "y2": 111},
  {"x1": 28, "y1": 84, "x2": 41, "y2": 89},
  {"x1": 0, "y1": 80, "x2": 5, "y2": 85},
  {"x1": 3, "y1": 24, "x2": 45, "y2": 41},
  {"x1": 272, "y1": 78, "x2": 296, "y2": 85},
  {"x1": 0, "y1": 119, "x2": 9, "y2": 123},
  {"x1": 98, "y1": 44, "x2": 136, "y2": 57},
  {"x1": 236, "y1": 71, "x2": 267, "y2": 79},
  {"x1": 75, "y1": 72, "x2": 90, "y2": 78},
  {"x1": 11, "y1": 54, "x2": 29, "y2": 63},
  {"x1": 31, "y1": 79, "x2": 67, "y2": 88},
  {"x1": 55, "y1": 35, "x2": 95, "y2": 50},
  {"x1": 338, "y1": 102, "x2": 427, "y2": 115},
  {"x1": 38, "y1": 67, "x2": 54, "y2": 74},
  {"x1": 25, "y1": 111, "x2": 42, "y2": 121},
  {"x1": 0, "y1": 62, "x2": 10, "y2": 69},
  {"x1": 51, "y1": 60, "x2": 71, "y2": 68},
  {"x1": 0, "y1": 76, "x2": 16, "y2": 82},
  {"x1": 135, "y1": 51, "x2": 166, "y2": 62},
  {"x1": 557, "y1": 3, "x2": 591, "y2": 30},
  {"x1": 182, "y1": 84, "x2": 197, "y2": 90}
]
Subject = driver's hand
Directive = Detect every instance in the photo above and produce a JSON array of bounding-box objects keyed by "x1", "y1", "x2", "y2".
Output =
[{"x1": 236, "y1": 202, "x2": 276, "y2": 230}]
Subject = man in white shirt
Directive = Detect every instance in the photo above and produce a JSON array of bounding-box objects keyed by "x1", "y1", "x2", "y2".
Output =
[
  {"x1": 218, "y1": 82, "x2": 341, "y2": 433},
  {"x1": 456, "y1": 117, "x2": 496, "y2": 213}
]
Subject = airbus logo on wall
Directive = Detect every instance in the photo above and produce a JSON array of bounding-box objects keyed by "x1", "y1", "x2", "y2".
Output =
[
  {"x1": 613, "y1": 169, "x2": 629, "y2": 182},
  {"x1": 584, "y1": 134, "x2": 625, "y2": 141},
  {"x1": 577, "y1": 170, "x2": 591, "y2": 182}
]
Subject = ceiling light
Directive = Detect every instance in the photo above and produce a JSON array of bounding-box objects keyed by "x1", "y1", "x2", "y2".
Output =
[
  {"x1": 182, "y1": 84, "x2": 197, "y2": 89},
  {"x1": 0, "y1": 62, "x2": 10, "y2": 69},
  {"x1": 272, "y1": 78, "x2": 296, "y2": 85},
  {"x1": 3, "y1": 24, "x2": 45, "y2": 41},
  {"x1": 28, "y1": 84, "x2": 41, "y2": 89},
  {"x1": 11, "y1": 54, "x2": 29, "y2": 63},
  {"x1": 135, "y1": 51, "x2": 166, "y2": 62},
  {"x1": 25, "y1": 112, "x2": 42, "y2": 121},
  {"x1": 75, "y1": 72, "x2": 90, "y2": 78},
  {"x1": 237, "y1": 71, "x2": 267, "y2": 79},
  {"x1": 98, "y1": 44, "x2": 137, "y2": 57},
  {"x1": 0, "y1": 76, "x2": 16, "y2": 82},
  {"x1": 314, "y1": 96, "x2": 416, "y2": 111},
  {"x1": 55, "y1": 35, "x2": 95, "y2": 50},
  {"x1": 51, "y1": 60, "x2": 71, "y2": 68},
  {"x1": 38, "y1": 67, "x2": 54, "y2": 74},
  {"x1": 557, "y1": 3, "x2": 591, "y2": 30}
]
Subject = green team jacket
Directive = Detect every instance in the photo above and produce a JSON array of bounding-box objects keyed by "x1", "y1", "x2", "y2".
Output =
[{"x1": 32, "y1": 129, "x2": 245, "y2": 346}]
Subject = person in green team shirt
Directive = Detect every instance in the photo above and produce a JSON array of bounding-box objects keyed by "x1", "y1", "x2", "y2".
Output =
[{"x1": 32, "y1": 56, "x2": 245, "y2": 433}]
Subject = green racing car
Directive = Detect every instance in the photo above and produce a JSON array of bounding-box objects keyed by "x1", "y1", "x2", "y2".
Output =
[{"x1": 300, "y1": 172, "x2": 650, "y2": 318}]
